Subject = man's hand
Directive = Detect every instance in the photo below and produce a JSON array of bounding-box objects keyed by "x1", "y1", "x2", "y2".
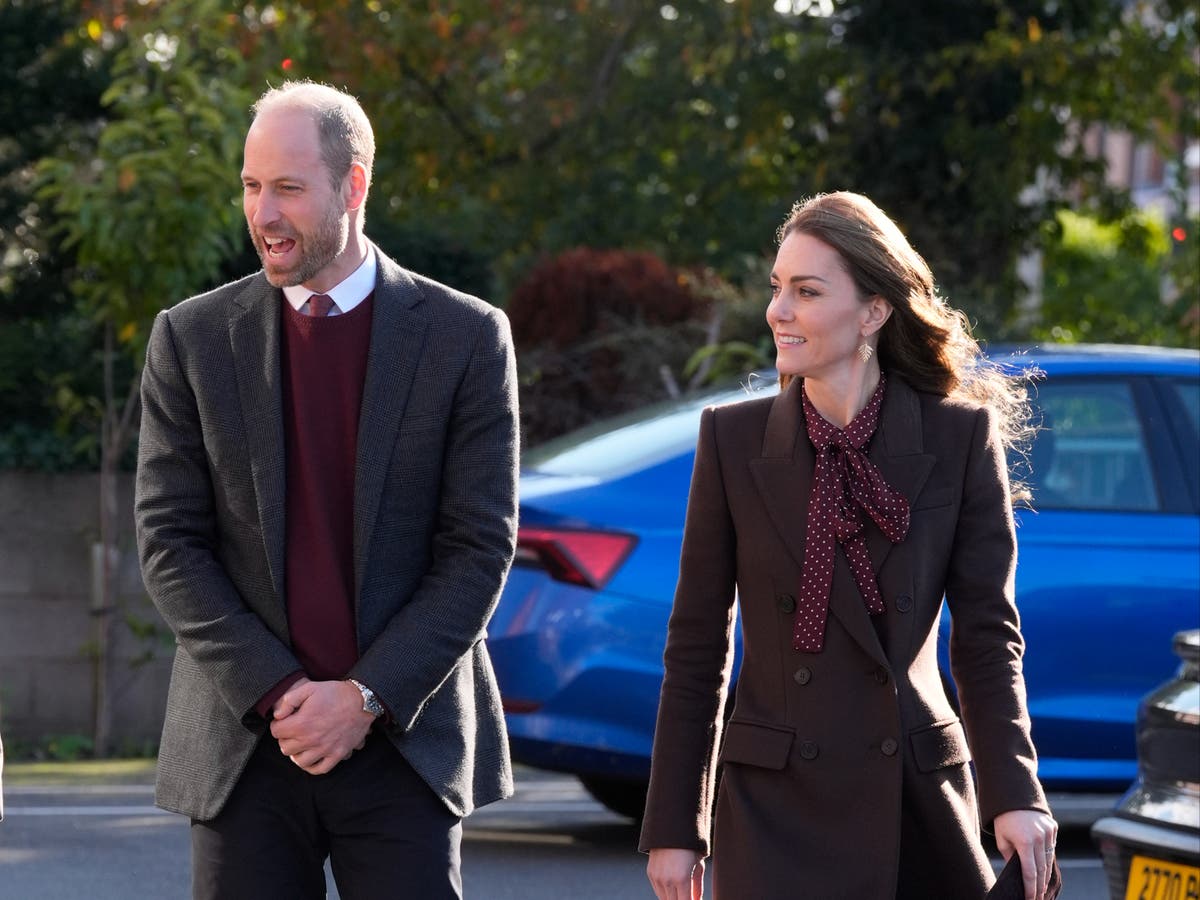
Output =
[
  {"x1": 647, "y1": 848, "x2": 705, "y2": 900},
  {"x1": 994, "y1": 809, "x2": 1059, "y2": 900},
  {"x1": 270, "y1": 678, "x2": 373, "y2": 775}
]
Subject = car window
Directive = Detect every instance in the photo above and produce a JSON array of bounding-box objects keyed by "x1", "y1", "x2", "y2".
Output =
[
  {"x1": 1168, "y1": 378, "x2": 1199, "y2": 438},
  {"x1": 1029, "y1": 379, "x2": 1158, "y2": 512}
]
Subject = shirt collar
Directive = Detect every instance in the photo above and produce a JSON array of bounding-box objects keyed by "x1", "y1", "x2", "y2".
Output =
[{"x1": 282, "y1": 244, "x2": 377, "y2": 314}]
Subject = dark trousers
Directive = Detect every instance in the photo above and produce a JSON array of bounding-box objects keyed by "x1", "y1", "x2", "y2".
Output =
[{"x1": 191, "y1": 730, "x2": 462, "y2": 900}]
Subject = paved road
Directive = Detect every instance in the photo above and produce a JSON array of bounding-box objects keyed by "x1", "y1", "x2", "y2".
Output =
[{"x1": 0, "y1": 771, "x2": 1112, "y2": 898}]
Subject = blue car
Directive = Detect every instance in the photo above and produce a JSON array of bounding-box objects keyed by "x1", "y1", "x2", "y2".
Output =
[{"x1": 488, "y1": 345, "x2": 1200, "y2": 818}]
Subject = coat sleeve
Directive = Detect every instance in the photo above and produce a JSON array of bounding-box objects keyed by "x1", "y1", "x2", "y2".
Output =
[
  {"x1": 944, "y1": 404, "x2": 1049, "y2": 827},
  {"x1": 348, "y1": 306, "x2": 519, "y2": 733},
  {"x1": 135, "y1": 310, "x2": 302, "y2": 725},
  {"x1": 639, "y1": 405, "x2": 739, "y2": 856}
]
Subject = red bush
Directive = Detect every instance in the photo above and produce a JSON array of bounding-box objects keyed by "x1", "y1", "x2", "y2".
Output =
[
  {"x1": 507, "y1": 247, "x2": 711, "y2": 446},
  {"x1": 507, "y1": 247, "x2": 705, "y2": 350}
]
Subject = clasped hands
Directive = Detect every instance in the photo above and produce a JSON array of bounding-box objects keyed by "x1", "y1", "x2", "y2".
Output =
[{"x1": 269, "y1": 677, "x2": 375, "y2": 775}]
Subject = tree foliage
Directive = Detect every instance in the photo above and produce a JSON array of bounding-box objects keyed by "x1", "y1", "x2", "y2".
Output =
[
  {"x1": 0, "y1": 0, "x2": 115, "y2": 466},
  {"x1": 790, "y1": 0, "x2": 1198, "y2": 333},
  {"x1": 37, "y1": 1, "x2": 293, "y2": 356},
  {"x1": 1036, "y1": 208, "x2": 1194, "y2": 346},
  {"x1": 3, "y1": 0, "x2": 1196, "y2": 459},
  {"x1": 508, "y1": 246, "x2": 712, "y2": 444}
]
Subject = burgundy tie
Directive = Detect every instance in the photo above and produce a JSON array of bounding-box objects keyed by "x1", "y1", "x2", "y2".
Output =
[{"x1": 308, "y1": 293, "x2": 335, "y2": 317}]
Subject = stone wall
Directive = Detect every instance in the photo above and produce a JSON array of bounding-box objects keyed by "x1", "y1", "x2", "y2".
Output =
[{"x1": 0, "y1": 473, "x2": 171, "y2": 749}]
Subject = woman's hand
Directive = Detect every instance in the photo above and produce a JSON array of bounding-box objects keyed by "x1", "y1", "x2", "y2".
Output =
[
  {"x1": 994, "y1": 809, "x2": 1059, "y2": 900},
  {"x1": 647, "y1": 847, "x2": 705, "y2": 900}
]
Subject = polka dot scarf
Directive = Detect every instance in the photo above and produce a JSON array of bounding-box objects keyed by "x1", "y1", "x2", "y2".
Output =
[{"x1": 794, "y1": 375, "x2": 910, "y2": 652}]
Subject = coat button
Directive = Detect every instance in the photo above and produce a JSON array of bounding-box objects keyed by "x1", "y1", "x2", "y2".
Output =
[
  {"x1": 895, "y1": 593, "x2": 914, "y2": 613},
  {"x1": 777, "y1": 593, "x2": 796, "y2": 613},
  {"x1": 881, "y1": 738, "x2": 899, "y2": 756},
  {"x1": 874, "y1": 666, "x2": 890, "y2": 685},
  {"x1": 793, "y1": 666, "x2": 812, "y2": 686},
  {"x1": 800, "y1": 740, "x2": 819, "y2": 760}
]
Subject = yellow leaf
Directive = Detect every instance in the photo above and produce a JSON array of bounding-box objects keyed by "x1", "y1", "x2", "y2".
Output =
[
  {"x1": 118, "y1": 322, "x2": 137, "y2": 344},
  {"x1": 1027, "y1": 17, "x2": 1042, "y2": 42},
  {"x1": 87, "y1": 19, "x2": 103, "y2": 41}
]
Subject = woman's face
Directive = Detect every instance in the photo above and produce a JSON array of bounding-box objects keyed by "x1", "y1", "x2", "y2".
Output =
[{"x1": 767, "y1": 231, "x2": 878, "y2": 382}]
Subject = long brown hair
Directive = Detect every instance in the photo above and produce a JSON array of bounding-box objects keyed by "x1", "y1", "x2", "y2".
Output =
[{"x1": 777, "y1": 192, "x2": 1034, "y2": 494}]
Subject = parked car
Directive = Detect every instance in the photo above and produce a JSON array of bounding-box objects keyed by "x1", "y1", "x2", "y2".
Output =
[
  {"x1": 488, "y1": 345, "x2": 1200, "y2": 818},
  {"x1": 1092, "y1": 629, "x2": 1200, "y2": 899}
]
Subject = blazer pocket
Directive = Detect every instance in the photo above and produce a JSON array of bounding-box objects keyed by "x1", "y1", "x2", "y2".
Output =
[
  {"x1": 909, "y1": 718, "x2": 972, "y2": 773},
  {"x1": 719, "y1": 718, "x2": 795, "y2": 770},
  {"x1": 912, "y1": 485, "x2": 955, "y2": 510}
]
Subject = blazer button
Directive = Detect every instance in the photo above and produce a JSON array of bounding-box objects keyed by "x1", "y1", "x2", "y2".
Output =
[
  {"x1": 777, "y1": 593, "x2": 796, "y2": 614},
  {"x1": 799, "y1": 740, "x2": 819, "y2": 760},
  {"x1": 874, "y1": 666, "x2": 890, "y2": 685},
  {"x1": 881, "y1": 737, "x2": 899, "y2": 757},
  {"x1": 793, "y1": 666, "x2": 812, "y2": 686},
  {"x1": 895, "y1": 593, "x2": 914, "y2": 613}
]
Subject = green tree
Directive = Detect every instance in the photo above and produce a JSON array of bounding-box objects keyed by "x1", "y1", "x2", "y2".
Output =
[
  {"x1": 1035, "y1": 208, "x2": 1192, "y2": 346},
  {"x1": 276, "y1": 1, "x2": 823, "y2": 290},
  {"x1": 0, "y1": 0, "x2": 115, "y2": 468},
  {"x1": 790, "y1": 0, "x2": 1198, "y2": 336},
  {"x1": 36, "y1": 0, "x2": 301, "y2": 754}
]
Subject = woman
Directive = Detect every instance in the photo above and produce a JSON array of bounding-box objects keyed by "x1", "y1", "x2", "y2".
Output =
[{"x1": 640, "y1": 193, "x2": 1057, "y2": 900}]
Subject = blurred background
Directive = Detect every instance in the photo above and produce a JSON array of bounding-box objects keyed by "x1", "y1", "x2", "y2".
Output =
[{"x1": 0, "y1": 0, "x2": 1196, "y2": 759}]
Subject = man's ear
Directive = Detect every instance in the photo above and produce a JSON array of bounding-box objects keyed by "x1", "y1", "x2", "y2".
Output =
[{"x1": 345, "y1": 162, "x2": 368, "y2": 211}]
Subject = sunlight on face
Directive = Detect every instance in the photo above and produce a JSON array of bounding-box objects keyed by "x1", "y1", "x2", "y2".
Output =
[{"x1": 766, "y1": 231, "x2": 871, "y2": 382}]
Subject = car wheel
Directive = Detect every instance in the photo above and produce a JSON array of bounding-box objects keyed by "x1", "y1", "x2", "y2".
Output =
[{"x1": 579, "y1": 775, "x2": 649, "y2": 821}]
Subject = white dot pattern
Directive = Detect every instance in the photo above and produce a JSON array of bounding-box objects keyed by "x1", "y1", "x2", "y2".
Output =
[{"x1": 794, "y1": 375, "x2": 911, "y2": 652}]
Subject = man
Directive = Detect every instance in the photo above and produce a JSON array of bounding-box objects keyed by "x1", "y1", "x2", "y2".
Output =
[{"x1": 135, "y1": 81, "x2": 519, "y2": 899}]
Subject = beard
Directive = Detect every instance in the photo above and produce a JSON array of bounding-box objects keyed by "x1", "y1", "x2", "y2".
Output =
[{"x1": 250, "y1": 197, "x2": 349, "y2": 288}]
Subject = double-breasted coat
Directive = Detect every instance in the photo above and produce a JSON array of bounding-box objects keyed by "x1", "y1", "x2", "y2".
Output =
[
  {"x1": 135, "y1": 247, "x2": 519, "y2": 822},
  {"x1": 639, "y1": 376, "x2": 1049, "y2": 899}
]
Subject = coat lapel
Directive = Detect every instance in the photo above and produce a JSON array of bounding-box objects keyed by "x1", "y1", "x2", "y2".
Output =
[
  {"x1": 352, "y1": 250, "x2": 429, "y2": 599},
  {"x1": 864, "y1": 378, "x2": 936, "y2": 572},
  {"x1": 229, "y1": 276, "x2": 287, "y2": 604},
  {"x1": 749, "y1": 377, "x2": 936, "y2": 666},
  {"x1": 748, "y1": 378, "x2": 812, "y2": 576}
]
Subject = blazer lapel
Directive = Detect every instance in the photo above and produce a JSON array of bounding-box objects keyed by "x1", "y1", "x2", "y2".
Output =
[
  {"x1": 229, "y1": 276, "x2": 287, "y2": 606},
  {"x1": 864, "y1": 378, "x2": 936, "y2": 572},
  {"x1": 352, "y1": 250, "x2": 429, "y2": 599},
  {"x1": 749, "y1": 378, "x2": 813, "y2": 576}
]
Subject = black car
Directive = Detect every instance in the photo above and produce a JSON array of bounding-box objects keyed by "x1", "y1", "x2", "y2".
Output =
[{"x1": 1093, "y1": 629, "x2": 1200, "y2": 899}]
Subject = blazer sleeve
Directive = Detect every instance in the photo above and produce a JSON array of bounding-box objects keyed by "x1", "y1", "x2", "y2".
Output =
[
  {"x1": 944, "y1": 404, "x2": 1049, "y2": 827},
  {"x1": 135, "y1": 310, "x2": 302, "y2": 724},
  {"x1": 639, "y1": 405, "x2": 739, "y2": 856},
  {"x1": 349, "y1": 306, "x2": 519, "y2": 733}
]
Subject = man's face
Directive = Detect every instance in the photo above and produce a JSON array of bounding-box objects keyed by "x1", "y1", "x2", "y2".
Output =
[{"x1": 241, "y1": 108, "x2": 349, "y2": 290}]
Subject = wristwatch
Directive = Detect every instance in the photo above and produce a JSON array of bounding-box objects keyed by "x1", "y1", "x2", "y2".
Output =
[{"x1": 348, "y1": 678, "x2": 385, "y2": 718}]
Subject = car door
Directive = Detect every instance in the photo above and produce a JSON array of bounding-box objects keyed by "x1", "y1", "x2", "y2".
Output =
[{"x1": 1010, "y1": 371, "x2": 1200, "y2": 787}]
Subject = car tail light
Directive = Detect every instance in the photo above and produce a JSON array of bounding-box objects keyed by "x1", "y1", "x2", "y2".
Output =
[{"x1": 514, "y1": 526, "x2": 637, "y2": 589}]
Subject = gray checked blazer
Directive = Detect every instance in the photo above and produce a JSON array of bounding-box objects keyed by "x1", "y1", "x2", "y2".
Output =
[{"x1": 135, "y1": 247, "x2": 519, "y2": 821}]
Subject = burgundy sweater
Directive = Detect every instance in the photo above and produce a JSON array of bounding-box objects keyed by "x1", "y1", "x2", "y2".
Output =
[{"x1": 255, "y1": 295, "x2": 374, "y2": 716}]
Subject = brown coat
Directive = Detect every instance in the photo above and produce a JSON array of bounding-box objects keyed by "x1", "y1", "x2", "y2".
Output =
[{"x1": 639, "y1": 377, "x2": 1049, "y2": 899}]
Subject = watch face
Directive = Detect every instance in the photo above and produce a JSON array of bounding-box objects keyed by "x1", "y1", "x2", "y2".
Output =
[{"x1": 351, "y1": 680, "x2": 383, "y2": 717}]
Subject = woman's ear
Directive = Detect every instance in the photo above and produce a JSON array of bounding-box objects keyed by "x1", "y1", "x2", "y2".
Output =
[{"x1": 862, "y1": 295, "x2": 893, "y2": 336}]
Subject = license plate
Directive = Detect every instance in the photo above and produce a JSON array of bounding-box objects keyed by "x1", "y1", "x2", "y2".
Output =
[{"x1": 1124, "y1": 854, "x2": 1200, "y2": 900}]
